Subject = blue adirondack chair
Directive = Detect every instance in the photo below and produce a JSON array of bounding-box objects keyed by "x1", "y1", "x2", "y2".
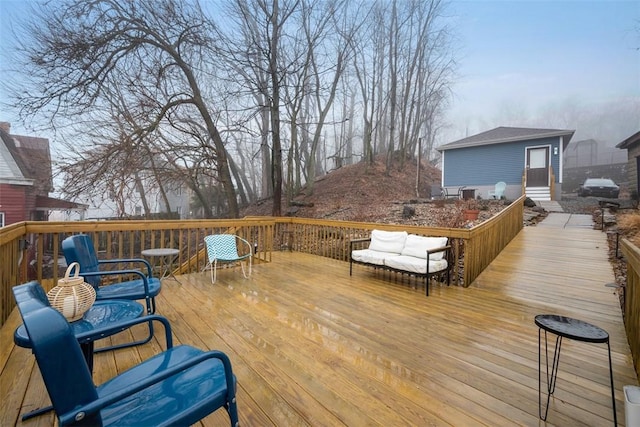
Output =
[
  {"x1": 62, "y1": 234, "x2": 161, "y2": 315},
  {"x1": 13, "y1": 282, "x2": 239, "y2": 427},
  {"x1": 62, "y1": 234, "x2": 162, "y2": 350},
  {"x1": 204, "y1": 234, "x2": 252, "y2": 284},
  {"x1": 13, "y1": 281, "x2": 173, "y2": 421}
]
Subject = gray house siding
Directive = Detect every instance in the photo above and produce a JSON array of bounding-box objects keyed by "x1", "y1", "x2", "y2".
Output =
[
  {"x1": 443, "y1": 136, "x2": 562, "y2": 197},
  {"x1": 616, "y1": 131, "x2": 640, "y2": 198},
  {"x1": 624, "y1": 145, "x2": 640, "y2": 196}
]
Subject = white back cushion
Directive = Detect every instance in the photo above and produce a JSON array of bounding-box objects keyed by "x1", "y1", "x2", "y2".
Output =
[
  {"x1": 368, "y1": 230, "x2": 408, "y2": 254},
  {"x1": 401, "y1": 235, "x2": 448, "y2": 260}
]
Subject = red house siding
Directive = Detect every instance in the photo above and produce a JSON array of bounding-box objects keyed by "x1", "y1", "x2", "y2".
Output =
[{"x1": 0, "y1": 183, "x2": 30, "y2": 225}]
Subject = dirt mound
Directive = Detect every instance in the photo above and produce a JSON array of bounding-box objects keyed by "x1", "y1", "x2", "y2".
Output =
[{"x1": 242, "y1": 157, "x2": 443, "y2": 223}]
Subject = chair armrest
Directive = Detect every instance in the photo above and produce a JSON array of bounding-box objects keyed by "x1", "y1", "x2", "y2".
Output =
[
  {"x1": 58, "y1": 349, "x2": 235, "y2": 426},
  {"x1": 75, "y1": 314, "x2": 173, "y2": 349},
  {"x1": 426, "y1": 245, "x2": 451, "y2": 257},
  {"x1": 349, "y1": 238, "x2": 371, "y2": 251},
  {"x1": 81, "y1": 269, "x2": 150, "y2": 296},
  {"x1": 236, "y1": 236, "x2": 253, "y2": 258},
  {"x1": 98, "y1": 258, "x2": 153, "y2": 277}
]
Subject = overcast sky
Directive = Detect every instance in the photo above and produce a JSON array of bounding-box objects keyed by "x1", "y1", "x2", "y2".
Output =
[
  {"x1": 1, "y1": 0, "x2": 638, "y2": 143},
  {"x1": 445, "y1": 0, "x2": 639, "y2": 141}
]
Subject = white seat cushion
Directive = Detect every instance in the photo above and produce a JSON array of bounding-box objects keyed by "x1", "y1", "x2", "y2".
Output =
[
  {"x1": 401, "y1": 235, "x2": 448, "y2": 260},
  {"x1": 368, "y1": 230, "x2": 408, "y2": 254},
  {"x1": 385, "y1": 255, "x2": 448, "y2": 275},
  {"x1": 351, "y1": 249, "x2": 401, "y2": 266}
]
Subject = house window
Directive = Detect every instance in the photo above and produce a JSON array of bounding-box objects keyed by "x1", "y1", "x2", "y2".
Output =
[
  {"x1": 0, "y1": 212, "x2": 4, "y2": 227},
  {"x1": 134, "y1": 206, "x2": 142, "y2": 216}
]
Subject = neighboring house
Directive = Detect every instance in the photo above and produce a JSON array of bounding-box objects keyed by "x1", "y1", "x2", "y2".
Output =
[
  {"x1": 55, "y1": 159, "x2": 194, "y2": 220},
  {"x1": 157, "y1": 183, "x2": 192, "y2": 219},
  {"x1": 615, "y1": 130, "x2": 640, "y2": 198},
  {"x1": 0, "y1": 122, "x2": 86, "y2": 226},
  {"x1": 437, "y1": 126, "x2": 575, "y2": 201}
]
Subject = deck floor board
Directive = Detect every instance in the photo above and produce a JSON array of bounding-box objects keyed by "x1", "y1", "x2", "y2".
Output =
[{"x1": 1, "y1": 217, "x2": 638, "y2": 426}]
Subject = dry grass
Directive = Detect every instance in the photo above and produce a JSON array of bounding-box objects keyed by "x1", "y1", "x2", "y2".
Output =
[{"x1": 616, "y1": 211, "x2": 640, "y2": 246}]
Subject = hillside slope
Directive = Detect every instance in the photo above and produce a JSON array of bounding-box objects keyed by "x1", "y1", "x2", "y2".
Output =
[{"x1": 241, "y1": 158, "x2": 488, "y2": 227}]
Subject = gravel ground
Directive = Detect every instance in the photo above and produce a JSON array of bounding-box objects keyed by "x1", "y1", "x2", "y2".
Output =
[{"x1": 557, "y1": 195, "x2": 636, "y2": 215}]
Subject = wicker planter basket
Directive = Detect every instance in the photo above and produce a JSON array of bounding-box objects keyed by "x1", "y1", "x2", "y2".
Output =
[{"x1": 47, "y1": 262, "x2": 96, "y2": 322}]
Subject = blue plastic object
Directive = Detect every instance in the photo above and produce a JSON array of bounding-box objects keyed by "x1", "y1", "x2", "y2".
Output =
[{"x1": 13, "y1": 282, "x2": 239, "y2": 427}]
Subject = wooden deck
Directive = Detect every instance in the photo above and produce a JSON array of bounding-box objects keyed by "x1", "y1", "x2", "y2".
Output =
[{"x1": 1, "y1": 214, "x2": 638, "y2": 426}]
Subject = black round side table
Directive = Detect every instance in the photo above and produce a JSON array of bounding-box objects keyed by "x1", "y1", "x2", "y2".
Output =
[{"x1": 535, "y1": 314, "x2": 617, "y2": 425}]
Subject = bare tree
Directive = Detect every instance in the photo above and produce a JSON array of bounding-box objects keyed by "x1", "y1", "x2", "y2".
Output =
[
  {"x1": 216, "y1": 0, "x2": 303, "y2": 216},
  {"x1": 10, "y1": 0, "x2": 241, "y2": 217},
  {"x1": 351, "y1": 3, "x2": 389, "y2": 167},
  {"x1": 7, "y1": 0, "x2": 457, "y2": 217},
  {"x1": 300, "y1": 0, "x2": 356, "y2": 195},
  {"x1": 218, "y1": 0, "x2": 360, "y2": 204},
  {"x1": 349, "y1": 0, "x2": 455, "y2": 171}
]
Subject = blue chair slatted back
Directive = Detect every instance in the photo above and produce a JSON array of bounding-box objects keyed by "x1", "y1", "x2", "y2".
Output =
[
  {"x1": 205, "y1": 235, "x2": 241, "y2": 262},
  {"x1": 13, "y1": 282, "x2": 101, "y2": 426},
  {"x1": 62, "y1": 234, "x2": 102, "y2": 287}
]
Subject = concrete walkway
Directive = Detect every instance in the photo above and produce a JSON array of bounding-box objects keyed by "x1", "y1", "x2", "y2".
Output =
[
  {"x1": 536, "y1": 200, "x2": 564, "y2": 212},
  {"x1": 535, "y1": 200, "x2": 595, "y2": 229},
  {"x1": 537, "y1": 212, "x2": 594, "y2": 228}
]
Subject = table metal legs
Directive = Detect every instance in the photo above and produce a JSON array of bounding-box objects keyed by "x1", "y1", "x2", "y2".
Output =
[
  {"x1": 154, "y1": 255, "x2": 182, "y2": 284},
  {"x1": 538, "y1": 329, "x2": 562, "y2": 421},
  {"x1": 538, "y1": 328, "x2": 617, "y2": 426},
  {"x1": 606, "y1": 340, "x2": 618, "y2": 426}
]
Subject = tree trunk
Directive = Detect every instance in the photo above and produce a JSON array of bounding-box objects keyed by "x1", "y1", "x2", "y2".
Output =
[
  {"x1": 269, "y1": 0, "x2": 283, "y2": 217},
  {"x1": 386, "y1": 0, "x2": 398, "y2": 175}
]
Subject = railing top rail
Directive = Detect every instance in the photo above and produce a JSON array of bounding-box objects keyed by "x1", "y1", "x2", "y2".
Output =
[
  {"x1": 2, "y1": 197, "x2": 525, "y2": 243},
  {"x1": 20, "y1": 218, "x2": 277, "y2": 233},
  {"x1": 273, "y1": 217, "x2": 472, "y2": 238},
  {"x1": 0, "y1": 222, "x2": 27, "y2": 245},
  {"x1": 467, "y1": 195, "x2": 526, "y2": 233}
]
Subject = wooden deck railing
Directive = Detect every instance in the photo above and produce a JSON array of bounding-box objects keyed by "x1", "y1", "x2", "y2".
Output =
[
  {"x1": 619, "y1": 238, "x2": 640, "y2": 377},
  {"x1": 273, "y1": 196, "x2": 525, "y2": 288},
  {"x1": 0, "y1": 197, "x2": 525, "y2": 329},
  {"x1": 0, "y1": 218, "x2": 277, "y2": 327}
]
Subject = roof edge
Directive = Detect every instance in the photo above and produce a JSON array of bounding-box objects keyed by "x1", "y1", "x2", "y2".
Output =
[
  {"x1": 438, "y1": 128, "x2": 575, "y2": 151},
  {"x1": 615, "y1": 131, "x2": 640, "y2": 149}
]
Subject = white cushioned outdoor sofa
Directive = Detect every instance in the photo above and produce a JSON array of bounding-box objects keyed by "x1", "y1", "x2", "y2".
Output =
[{"x1": 349, "y1": 230, "x2": 451, "y2": 296}]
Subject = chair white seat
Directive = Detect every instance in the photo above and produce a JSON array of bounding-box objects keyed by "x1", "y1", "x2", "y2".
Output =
[
  {"x1": 351, "y1": 249, "x2": 400, "y2": 266},
  {"x1": 385, "y1": 256, "x2": 448, "y2": 275}
]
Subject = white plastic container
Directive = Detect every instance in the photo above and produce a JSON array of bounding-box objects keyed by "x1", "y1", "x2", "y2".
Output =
[{"x1": 625, "y1": 385, "x2": 640, "y2": 427}]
